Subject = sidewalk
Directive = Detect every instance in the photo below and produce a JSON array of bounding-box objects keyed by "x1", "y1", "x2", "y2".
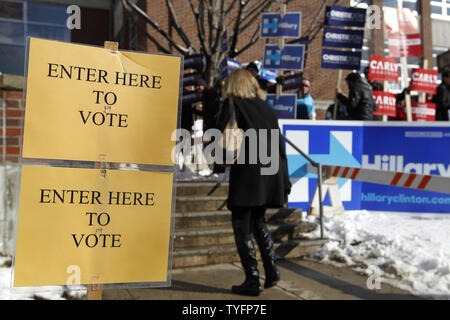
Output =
[{"x1": 101, "y1": 258, "x2": 422, "y2": 300}]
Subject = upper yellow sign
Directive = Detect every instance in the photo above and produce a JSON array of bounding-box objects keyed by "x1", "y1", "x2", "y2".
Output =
[{"x1": 22, "y1": 38, "x2": 181, "y2": 165}]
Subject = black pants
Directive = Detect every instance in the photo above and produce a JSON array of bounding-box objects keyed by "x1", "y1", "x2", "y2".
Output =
[
  {"x1": 230, "y1": 206, "x2": 277, "y2": 281},
  {"x1": 231, "y1": 206, "x2": 266, "y2": 235}
]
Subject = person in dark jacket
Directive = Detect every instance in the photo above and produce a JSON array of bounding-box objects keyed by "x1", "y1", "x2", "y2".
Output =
[
  {"x1": 216, "y1": 68, "x2": 291, "y2": 296},
  {"x1": 364, "y1": 66, "x2": 384, "y2": 91},
  {"x1": 336, "y1": 72, "x2": 377, "y2": 120},
  {"x1": 434, "y1": 66, "x2": 450, "y2": 121}
]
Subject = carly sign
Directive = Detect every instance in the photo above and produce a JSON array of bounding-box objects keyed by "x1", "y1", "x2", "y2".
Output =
[
  {"x1": 22, "y1": 38, "x2": 182, "y2": 165},
  {"x1": 412, "y1": 102, "x2": 436, "y2": 122},
  {"x1": 410, "y1": 68, "x2": 439, "y2": 95},
  {"x1": 14, "y1": 166, "x2": 174, "y2": 287},
  {"x1": 369, "y1": 56, "x2": 399, "y2": 83},
  {"x1": 373, "y1": 91, "x2": 397, "y2": 117},
  {"x1": 388, "y1": 33, "x2": 422, "y2": 58}
]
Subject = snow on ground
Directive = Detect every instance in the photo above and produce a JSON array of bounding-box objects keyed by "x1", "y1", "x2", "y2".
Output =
[
  {"x1": 0, "y1": 256, "x2": 86, "y2": 300},
  {"x1": 303, "y1": 210, "x2": 450, "y2": 299}
]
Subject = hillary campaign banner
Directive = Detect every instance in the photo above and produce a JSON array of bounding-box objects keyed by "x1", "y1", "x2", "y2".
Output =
[
  {"x1": 220, "y1": 57, "x2": 241, "y2": 80},
  {"x1": 263, "y1": 44, "x2": 305, "y2": 70},
  {"x1": 325, "y1": 5, "x2": 367, "y2": 28},
  {"x1": 322, "y1": 28, "x2": 364, "y2": 49},
  {"x1": 368, "y1": 56, "x2": 399, "y2": 83},
  {"x1": 373, "y1": 91, "x2": 397, "y2": 117},
  {"x1": 410, "y1": 68, "x2": 439, "y2": 95},
  {"x1": 266, "y1": 94, "x2": 297, "y2": 119},
  {"x1": 260, "y1": 12, "x2": 302, "y2": 38},
  {"x1": 279, "y1": 120, "x2": 450, "y2": 213},
  {"x1": 321, "y1": 49, "x2": 362, "y2": 70}
]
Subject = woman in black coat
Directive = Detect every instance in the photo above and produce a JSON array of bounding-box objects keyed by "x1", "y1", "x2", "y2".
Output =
[{"x1": 217, "y1": 69, "x2": 291, "y2": 296}]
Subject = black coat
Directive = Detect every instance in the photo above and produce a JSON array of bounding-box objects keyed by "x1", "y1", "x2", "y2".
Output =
[
  {"x1": 217, "y1": 97, "x2": 291, "y2": 209},
  {"x1": 434, "y1": 82, "x2": 450, "y2": 121},
  {"x1": 337, "y1": 78, "x2": 376, "y2": 120}
]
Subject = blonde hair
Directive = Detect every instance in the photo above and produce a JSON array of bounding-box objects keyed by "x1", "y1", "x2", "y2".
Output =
[{"x1": 221, "y1": 68, "x2": 266, "y2": 100}]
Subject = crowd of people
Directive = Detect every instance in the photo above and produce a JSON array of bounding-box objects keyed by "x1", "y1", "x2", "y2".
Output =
[{"x1": 183, "y1": 63, "x2": 450, "y2": 131}]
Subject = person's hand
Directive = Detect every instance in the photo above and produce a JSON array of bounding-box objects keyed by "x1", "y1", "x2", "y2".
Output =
[{"x1": 336, "y1": 88, "x2": 342, "y2": 95}]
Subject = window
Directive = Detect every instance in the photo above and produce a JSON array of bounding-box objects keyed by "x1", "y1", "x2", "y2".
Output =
[
  {"x1": 431, "y1": 0, "x2": 450, "y2": 20},
  {"x1": 0, "y1": 0, "x2": 70, "y2": 76}
]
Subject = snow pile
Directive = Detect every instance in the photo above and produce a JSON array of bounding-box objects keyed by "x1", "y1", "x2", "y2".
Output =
[
  {"x1": 0, "y1": 255, "x2": 86, "y2": 300},
  {"x1": 304, "y1": 210, "x2": 450, "y2": 299}
]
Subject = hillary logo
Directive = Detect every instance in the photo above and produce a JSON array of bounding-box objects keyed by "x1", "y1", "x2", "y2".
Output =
[{"x1": 283, "y1": 128, "x2": 360, "y2": 204}]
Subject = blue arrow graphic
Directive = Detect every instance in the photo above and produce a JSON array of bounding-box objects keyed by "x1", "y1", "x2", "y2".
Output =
[{"x1": 287, "y1": 133, "x2": 360, "y2": 188}]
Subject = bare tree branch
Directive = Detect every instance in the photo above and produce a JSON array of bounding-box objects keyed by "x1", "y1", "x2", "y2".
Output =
[
  {"x1": 187, "y1": 0, "x2": 209, "y2": 56},
  {"x1": 123, "y1": 0, "x2": 190, "y2": 55},
  {"x1": 228, "y1": 0, "x2": 247, "y2": 56},
  {"x1": 211, "y1": 0, "x2": 227, "y2": 53},
  {"x1": 233, "y1": 24, "x2": 260, "y2": 57},
  {"x1": 122, "y1": 2, "x2": 172, "y2": 54},
  {"x1": 166, "y1": 0, "x2": 195, "y2": 53}
]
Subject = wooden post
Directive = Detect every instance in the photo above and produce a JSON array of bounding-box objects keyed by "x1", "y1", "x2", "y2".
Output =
[
  {"x1": 419, "y1": 59, "x2": 429, "y2": 103},
  {"x1": 333, "y1": 69, "x2": 343, "y2": 120},
  {"x1": 86, "y1": 41, "x2": 119, "y2": 301},
  {"x1": 276, "y1": 3, "x2": 287, "y2": 99},
  {"x1": 400, "y1": 56, "x2": 413, "y2": 122},
  {"x1": 87, "y1": 283, "x2": 103, "y2": 300},
  {"x1": 382, "y1": 80, "x2": 388, "y2": 122}
]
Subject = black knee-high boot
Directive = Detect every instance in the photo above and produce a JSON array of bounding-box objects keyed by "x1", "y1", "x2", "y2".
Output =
[
  {"x1": 231, "y1": 219, "x2": 263, "y2": 296},
  {"x1": 253, "y1": 217, "x2": 280, "y2": 289}
]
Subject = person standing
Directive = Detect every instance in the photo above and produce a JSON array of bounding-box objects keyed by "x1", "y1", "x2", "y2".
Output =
[
  {"x1": 336, "y1": 72, "x2": 377, "y2": 121},
  {"x1": 364, "y1": 66, "x2": 383, "y2": 91},
  {"x1": 434, "y1": 66, "x2": 450, "y2": 121},
  {"x1": 217, "y1": 69, "x2": 291, "y2": 296},
  {"x1": 296, "y1": 79, "x2": 316, "y2": 120}
]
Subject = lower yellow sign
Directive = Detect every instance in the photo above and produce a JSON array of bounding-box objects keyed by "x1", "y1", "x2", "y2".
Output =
[{"x1": 14, "y1": 166, "x2": 174, "y2": 287}]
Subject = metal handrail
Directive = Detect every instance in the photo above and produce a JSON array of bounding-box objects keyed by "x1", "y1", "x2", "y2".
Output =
[{"x1": 282, "y1": 135, "x2": 324, "y2": 239}]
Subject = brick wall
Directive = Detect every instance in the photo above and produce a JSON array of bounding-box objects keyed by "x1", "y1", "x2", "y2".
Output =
[
  {"x1": 141, "y1": 0, "x2": 350, "y2": 100},
  {"x1": 0, "y1": 90, "x2": 25, "y2": 163}
]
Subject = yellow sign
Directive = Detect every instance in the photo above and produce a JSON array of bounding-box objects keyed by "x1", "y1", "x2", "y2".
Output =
[
  {"x1": 22, "y1": 38, "x2": 181, "y2": 165},
  {"x1": 14, "y1": 166, "x2": 174, "y2": 287}
]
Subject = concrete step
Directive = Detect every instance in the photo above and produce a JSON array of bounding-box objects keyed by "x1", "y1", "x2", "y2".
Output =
[
  {"x1": 175, "y1": 196, "x2": 227, "y2": 213},
  {"x1": 174, "y1": 208, "x2": 303, "y2": 229},
  {"x1": 173, "y1": 222, "x2": 317, "y2": 249},
  {"x1": 176, "y1": 182, "x2": 229, "y2": 197},
  {"x1": 172, "y1": 239, "x2": 329, "y2": 269}
]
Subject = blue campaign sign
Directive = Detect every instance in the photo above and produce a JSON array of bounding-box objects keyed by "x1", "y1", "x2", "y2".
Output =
[
  {"x1": 321, "y1": 49, "x2": 362, "y2": 70},
  {"x1": 263, "y1": 44, "x2": 305, "y2": 71},
  {"x1": 220, "y1": 57, "x2": 241, "y2": 81},
  {"x1": 266, "y1": 94, "x2": 297, "y2": 119},
  {"x1": 323, "y1": 27, "x2": 365, "y2": 49},
  {"x1": 278, "y1": 120, "x2": 450, "y2": 214},
  {"x1": 220, "y1": 29, "x2": 228, "y2": 54},
  {"x1": 325, "y1": 5, "x2": 367, "y2": 28},
  {"x1": 260, "y1": 12, "x2": 302, "y2": 38},
  {"x1": 259, "y1": 68, "x2": 277, "y2": 83}
]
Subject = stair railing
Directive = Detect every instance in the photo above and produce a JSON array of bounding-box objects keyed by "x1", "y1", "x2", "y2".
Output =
[{"x1": 282, "y1": 135, "x2": 325, "y2": 239}]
